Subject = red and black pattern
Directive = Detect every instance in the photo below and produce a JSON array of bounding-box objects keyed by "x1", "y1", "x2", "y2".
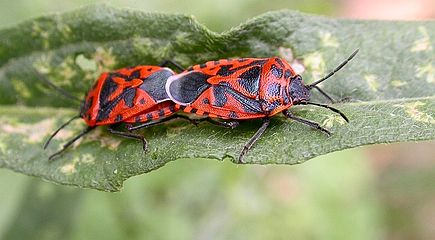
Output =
[
  {"x1": 81, "y1": 66, "x2": 176, "y2": 126},
  {"x1": 167, "y1": 57, "x2": 299, "y2": 119},
  {"x1": 45, "y1": 50, "x2": 358, "y2": 163},
  {"x1": 45, "y1": 63, "x2": 182, "y2": 161},
  {"x1": 166, "y1": 50, "x2": 359, "y2": 162}
]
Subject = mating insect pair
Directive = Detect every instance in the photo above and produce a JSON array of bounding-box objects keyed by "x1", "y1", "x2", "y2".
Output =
[{"x1": 45, "y1": 50, "x2": 359, "y2": 163}]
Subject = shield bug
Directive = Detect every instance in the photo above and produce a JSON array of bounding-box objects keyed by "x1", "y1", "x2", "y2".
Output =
[
  {"x1": 165, "y1": 50, "x2": 359, "y2": 163},
  {"x1": 44, "y1": 61, "x2": 190, "y2": 160}
]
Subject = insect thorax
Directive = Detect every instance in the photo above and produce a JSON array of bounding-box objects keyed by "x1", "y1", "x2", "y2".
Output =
[{"x1": 288, "y1": 75, "x2": 311, "y2": 104}]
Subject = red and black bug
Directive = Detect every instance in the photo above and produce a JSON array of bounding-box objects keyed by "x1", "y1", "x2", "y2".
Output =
[
  {"x1": 166, "y1": 50, "x2": 359, "y2": 163},
  {"x1": 44, "y1": 61, "x2": 189, "y2": 160}
]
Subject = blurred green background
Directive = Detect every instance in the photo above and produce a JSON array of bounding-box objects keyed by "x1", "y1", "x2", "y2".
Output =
[{"x1": 0, "y1": 0, "x2": 434, "y2": 239}]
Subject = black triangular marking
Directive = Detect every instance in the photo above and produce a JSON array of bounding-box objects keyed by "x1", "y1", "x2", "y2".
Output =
[
  {"x1": 140, "y1": 69, "x2": 174, "y2": 101},
  {"x1": 223, "y1": 86, "x2": 263, "y2": 113},
  {"x1": 168, "y1": 71, "x2": 211, "y2": 104},
  {"x1": 237, "y1": 66, "x2": 261, "y2": 95}
]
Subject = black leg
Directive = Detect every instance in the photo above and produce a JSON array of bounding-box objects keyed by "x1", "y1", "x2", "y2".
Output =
[
  {"x1": 48, "y1": 126, "x2": 95, "y2": 161},
  {"x1": 127, "y1": 114, "x2": 198, "y2": 131},
  {"x1": 199, "y1": 118, "x2": 240, "y2": 129},
  {"x1": 159, "y1": 60, "x2": 184, "y2": 72},
  {"x1": 239, "y1": 118, "x2": 270, "y2": 164},
  {"x1": 337, "y1": 96, "x2": 352, "y2": 103},
  {"x1": 297, "y1": 102, "x2": 349, "y2": 122},
  {"x1": 283, "y1": 110, "x2": 331, "y2": 136},
  {"x1": 108, "y1": 126, "x2": 147, "y2": 151}
]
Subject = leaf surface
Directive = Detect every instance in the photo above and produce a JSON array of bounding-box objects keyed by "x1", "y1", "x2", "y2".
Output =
[{"x1": 0, "y1": 5, "x2": 434, "y2": 191}]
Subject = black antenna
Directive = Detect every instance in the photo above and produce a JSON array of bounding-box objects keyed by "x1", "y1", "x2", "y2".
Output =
[
  {"x1": 33, "y1": 70, "x2": 82, "y2": 104},
  {"x1": 299, "y1": 102, "x2": 349, "y2": 122},
  {"x1": 310, "y1": 85, "x2": 335, "y2": 103},
  {"x1": 44, "y1": 115, "x2": 81, "y2": 149},
  {"x1": 307, "y1": 49, "x2": 359, "y2": 88},
  {"x1": 48, "y1": 126, "x2": 95, "y2": 161}
]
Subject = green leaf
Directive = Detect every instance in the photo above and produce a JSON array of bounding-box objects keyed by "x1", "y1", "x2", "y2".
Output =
[{"x1": 0, "y1": 4, "x2": 434, "y2": 191}]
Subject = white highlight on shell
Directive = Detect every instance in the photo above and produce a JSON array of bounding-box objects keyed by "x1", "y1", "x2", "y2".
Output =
[{"x1": 165, "y1": 73, "x2": 190, "y2": 106}]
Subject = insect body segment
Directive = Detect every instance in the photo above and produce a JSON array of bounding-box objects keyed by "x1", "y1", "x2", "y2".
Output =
[
  {"x1": 166, "y1": 50, "x2": 359, "y2": 162},
  {"x1": 45, "y1": 50, "x2": 358, "y2": 163},
  {"x1": 166, "y1": 58, "x2": 299, "y2": 120},
  {"x1": 81, "y1": 66, "x2": 175, "y2": 126},
  {"x1": 45, "y1": 64, "x2": 181, "y2": 161}
]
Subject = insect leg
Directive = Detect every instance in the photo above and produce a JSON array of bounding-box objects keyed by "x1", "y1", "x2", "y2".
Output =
[
  {"x1": 198, "y1": 118, "x2": 240, "y2": 129},
  {"x1": 127, "y1": 114, "x2": 198, "y2": 131},
  {"x1": 48, "y1": 126, "x2": 95, "y2": 161},
  {"x1": 108, "y1": 125, "x2": 147, "y2": 151},
  {"x1": 159, "y1": 60, "x2": 184, "y2": 72},
  {"x1": 283, "y1": 110, "x2": 331, "y2": 136},
  {"x1": 239, "y1": 118, "x2": 270, "y2": 164}
]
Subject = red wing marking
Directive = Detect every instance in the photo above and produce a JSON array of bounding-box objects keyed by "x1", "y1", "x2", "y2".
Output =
[
  {"x1": 184, "y1": 86, "x2": 267, "y2": 120},
  {"x1": 168, "y1": 57, "x2": 297, "y2": 120},
  {"x1": 167, "y1": 58, "x2": 268, "y2": 106},
  {"x1": 83, "y1": 66, "x2": 175, "y2": 126}
]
